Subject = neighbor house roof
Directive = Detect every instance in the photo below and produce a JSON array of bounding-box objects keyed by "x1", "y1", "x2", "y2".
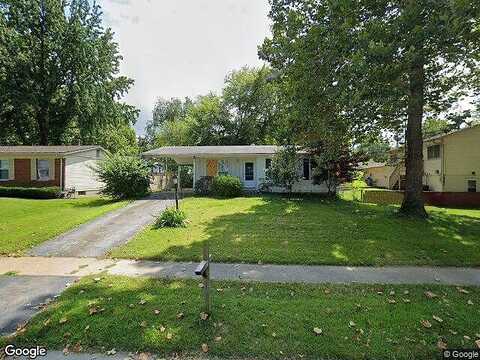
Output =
[
  {"x1": 143, "y1": 145, "x2": 308, "y2": 158},
  {"x1": 424, "y1": 123, "x2": 480, "y2": 142},
  {"x1": 357, "y1": 161, "x2": 389, "y2": 170},
  {"x1": 0, "y1": 145, "x2": 104, "y2": 156}
]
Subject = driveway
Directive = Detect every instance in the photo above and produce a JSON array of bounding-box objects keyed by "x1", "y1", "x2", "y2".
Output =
[
  {"x1": 28, "y1": 194, "x2": 174, "y2": 257},
  {"x1": 0, "y1": 275, "x2": 74, "y2": 336}
]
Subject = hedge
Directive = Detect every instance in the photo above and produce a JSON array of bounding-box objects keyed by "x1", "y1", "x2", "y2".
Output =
[{"x1": 0, "y1": 186, "x2": 61, "y2": 199}]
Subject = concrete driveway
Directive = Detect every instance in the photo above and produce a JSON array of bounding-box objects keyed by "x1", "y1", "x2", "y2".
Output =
[{"x1": 28, "y1": 194, "x2": 174, "y2": 258}]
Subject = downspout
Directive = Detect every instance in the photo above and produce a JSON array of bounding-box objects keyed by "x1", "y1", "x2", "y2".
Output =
[
  {"x1": 441, "y1": 140, "x2": 446, "y2": 191},
  {"x1": 60, "y1": 158, "x2": 64, "y2": 190},
  {"x1": 193, "y1": 156, "x2": 196, "y2": 191}
]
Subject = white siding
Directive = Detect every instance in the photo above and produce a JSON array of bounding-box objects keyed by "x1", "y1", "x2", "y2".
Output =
[
  {"x1": 64, "y1": 149, "x2": 105, "y2": 191},
  {"x1": 193, "y1": 155, "x2": 328, "y2": 193}
]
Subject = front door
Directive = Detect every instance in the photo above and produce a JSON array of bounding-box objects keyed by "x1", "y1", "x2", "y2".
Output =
[{"x1": 244, "y1": 161, "x2": 256, "y2": 188}]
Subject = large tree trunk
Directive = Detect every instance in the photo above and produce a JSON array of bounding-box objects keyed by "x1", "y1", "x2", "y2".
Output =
[{"x1": 400, "y1": 57, "x2": 427, "y2": 218}]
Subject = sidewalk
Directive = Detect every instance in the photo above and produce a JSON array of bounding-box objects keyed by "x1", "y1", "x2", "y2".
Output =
[{"x1": 2, "y1": 256, "x2": 480, "y2": 286}]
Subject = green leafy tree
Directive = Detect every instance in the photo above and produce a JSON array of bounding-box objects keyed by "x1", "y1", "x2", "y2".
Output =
[
  {"x1": 267, "y1": 146, "x2": 300, "y2": 196},
  {"x1": 0, "y1": 0, "x2": 138, "y2": 145},
  {"x1": 261, "y1": 0, "x2": 480, "y2": 217},
  {"x1": 94, "y1": 154, "x2": 151, "y2": 199}
]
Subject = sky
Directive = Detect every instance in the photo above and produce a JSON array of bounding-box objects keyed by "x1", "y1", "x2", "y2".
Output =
[{"x1": 97, "y1": 0, "x2": 271, "y2": 135}]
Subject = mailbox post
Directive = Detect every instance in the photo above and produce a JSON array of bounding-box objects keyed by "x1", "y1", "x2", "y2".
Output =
[
  {"x1": 172, "y1": 175, "x2": 179, "y2": 210},
  {"x1": 194, "y1": 241, "x2": 210, "y2": 314}
]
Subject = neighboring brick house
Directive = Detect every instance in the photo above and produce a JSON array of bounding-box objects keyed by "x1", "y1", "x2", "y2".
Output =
[{"x1": 0, "y1": 146, "x2": 106, "y2": 195}]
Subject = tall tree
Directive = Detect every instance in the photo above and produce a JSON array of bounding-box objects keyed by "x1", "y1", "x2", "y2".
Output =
[
  {"x1": 0, "y1": 0, "x2": 138, "y2": 145},
  {"x1": 261, "y1": 0, "x2": 480, "y2": 217}
]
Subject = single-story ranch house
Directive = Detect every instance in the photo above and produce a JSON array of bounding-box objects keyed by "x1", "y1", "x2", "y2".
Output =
[
  {"x1": 143, "y1": 145, "x2": 328, "y2": 193},
  {"x1": 0, "y1": 145, "x2": 106, "y2": 195}
]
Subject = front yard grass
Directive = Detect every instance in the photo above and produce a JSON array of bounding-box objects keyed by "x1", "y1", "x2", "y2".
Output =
[
  {"x1": 6, "y1": 275, "x2": 480, "y2": 359},
  {"x1": 0, "y1": 197, "x2": 128, "y2": 255},
  {"x1": 111, "y1": 196, "x2": 480, "y2": 267}
]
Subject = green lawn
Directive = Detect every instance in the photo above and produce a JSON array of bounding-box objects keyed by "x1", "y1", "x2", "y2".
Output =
[
  {"x1": 111, "y1": 196, "x2": 480, "y2": 266},
  {"x1": 0, "y1": 197, "x2": 128, "y2": 255},
  {"x1": 6, "y1": 275, "x2": 480, "y2": 359}
]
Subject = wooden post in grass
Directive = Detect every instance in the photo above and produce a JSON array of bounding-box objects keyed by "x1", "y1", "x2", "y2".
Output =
[{"x1": 194, "y1": 241, "x2": 211, "y2": 314}]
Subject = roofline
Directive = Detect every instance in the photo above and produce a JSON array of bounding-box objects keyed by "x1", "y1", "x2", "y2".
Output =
[
  {"x1": 0, "y1": 145, "x2": 106, "y2": 157},
  {"x1": 424, "y1": 123, "x2": 480, "y2": 142}
]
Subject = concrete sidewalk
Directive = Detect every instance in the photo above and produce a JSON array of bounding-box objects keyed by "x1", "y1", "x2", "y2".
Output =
[
  {"x1": 2, "y1": 257, "x2": 480, "y2": 286},
  {"x1": 28, "y1": 195, "x2": 173, "y2": 258}
]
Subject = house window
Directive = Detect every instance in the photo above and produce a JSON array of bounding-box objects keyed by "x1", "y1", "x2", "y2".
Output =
[
  {"x1": 303, "y1": 158, "x2": 310, "y2": 180},
  {"x1": 36, "y1": 159, "x2": 50, "y2": 181},
  {"x1": 0, "y1": 160, "x2": 9, "y2": 180},
  {"x1": 244, "y1": 162, "x2": 254, "y2": 181},
  {"x1": 218, "y1": 160, "x2": 229, "y2": 175},
  {"x1": 467, "y1": 180, "x2": 477, "y2": 193},
  {"x1": 427, "y1": 144, "x2": 441, "y2": 159}
]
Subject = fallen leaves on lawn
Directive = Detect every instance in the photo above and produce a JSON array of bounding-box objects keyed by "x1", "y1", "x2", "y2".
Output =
[
  {"x1": 476, "y1": 339, "x2": 480, "y2": 349},
  {"x1": 71, "y1": 342, "x2": 82, "y2": 353},
  {"x1": 433, "y1": 315, "x2": 443, "y2": 323},
  {"x1": 176, "y1": 312, "x2": 184, "y2": 320},
  {"x1": 89, "y1": 306, "x2": 105, "y2": 316},
  {"x1": 349, "y1": 321, "x2": 356, "y2": 327},
  {"x1": 93, "y1": 278, "x2": 101, "y2": 283},
  {"x1": 214, "y1": 336, "x2": 222, "y2": 342},
  {"x1": 201, "y1": 343, "x2": 209, "y2": 353},
  {"x1": 139, "y1": 299, "x2": 147, "y2": 305},
  {"x1": 59, "y1": 317, "x2": 68, "y2": 324},
  {"x1": 457, "y1": 287, "x2": 470, "y2": 294},
  {"x1": 421, "y1": 320, "x2": 432, "y2": 329},
  {"x1": 437, "y1": 340, "x2": 448, "y2": 350},
  {"x1": 106, "y1": 349, "x2": 116, "y2": 356},
  {"x1": 387, "y1": 299, "x2": 396, "y2": 304},
  {"x1": 43, "y1": 319, "x2": 51, "y2": 327},
  {"x1": 154, "y1": 310, "x2": 160, "y2": 315},
  {"x1": 166, "y1": 333, "x2": 173, "y2": 340},
  {"x1": 313, "y1": 327, "x2": 323, "y2": 335},
  {"x1": 140, "y1": 321, "x2": 147, "y2": 328},
  {"x1": 424, "y1": 291, "x2": 438, "y2": 299},
  {"x1": 138, "y1": 353, "x2": 150, "y2": 360},
  {"x1": 467, "y1": 300, "x2": 474, "y2": 305},
  {"x1": 200, "y1": 312, "x2": 209, "y2": 321},
  {"x1": 159, "y1": 325, "x2": 166, "y2": 332}
]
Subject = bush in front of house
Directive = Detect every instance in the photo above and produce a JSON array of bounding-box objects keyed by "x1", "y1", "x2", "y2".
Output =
[
  {"x1": 0, "y1": 186, "x2": 61, "y2": 199},
  {"x1": 154, "y1": 207, "x2": 187, "y2": 228},
  {"x1": 210, "y1": 175, "x2": 243, "y2": 198},
  {"x1": 94, "y1": 154, "x2": 151, "y2": 199},
  {"x1": 194, "y1": 176, "x2": 213, "y2": 195}
]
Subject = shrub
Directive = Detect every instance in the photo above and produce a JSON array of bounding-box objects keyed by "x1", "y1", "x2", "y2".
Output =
[
  {"x1": 94, "y1": 154, "x2": 151, "y2": 199},
  {"x1": 194, "y1": 176, "x2": 213, "y2": 195},
  {"x1": 154, "y1": 207, "x2": 187, "y2": 228},
  {"x1": 210, "y1": 175, "x2": 243, "y2": 198},
  {"x1": 0, "y1": 186, "x2": 61, "y2": 199}
]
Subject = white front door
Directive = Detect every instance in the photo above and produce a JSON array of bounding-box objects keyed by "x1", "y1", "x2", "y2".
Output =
[{"x1": 244, "y1": 161, "x2": 256, "y2": 188}]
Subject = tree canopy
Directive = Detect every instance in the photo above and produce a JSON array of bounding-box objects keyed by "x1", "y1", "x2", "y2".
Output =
[
  {"x1": 0, "y1": 0, "x2": 138, "y2": 148},
  {"x1": 260, "y1": 0, "x2": 480, "y2": 217},
  {"x1": 143, "y1": 66, "x2": 286, "y2": 148}
]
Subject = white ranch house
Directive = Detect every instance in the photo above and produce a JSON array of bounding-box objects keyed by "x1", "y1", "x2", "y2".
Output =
[{"x1": 142, "y1": 145, "x2": 328, "y2": 193}]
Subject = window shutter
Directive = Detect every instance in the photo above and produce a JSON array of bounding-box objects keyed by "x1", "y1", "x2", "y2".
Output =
[
  {"x1": 9, "y1": 159, "x2": 15, "y2": 180},
  {"x1": 49, "y1": 159, "x2": 55, "y2": 180},
  {"x1": 31, "y1": 159, "x2": 37, "y2": 180}
]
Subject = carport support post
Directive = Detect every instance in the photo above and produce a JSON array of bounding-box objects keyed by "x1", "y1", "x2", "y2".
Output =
[{"x1": 203, "y1": 241, "x2": 211, "y2": 314}]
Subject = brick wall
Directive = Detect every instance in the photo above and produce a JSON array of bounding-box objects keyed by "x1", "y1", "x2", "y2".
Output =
[
  {"x1": 362, "y1": 189, "x2": 480, "y2": 207},
  {"x1": 1, "y1": 158, "x2": 63, "y2": 188}
]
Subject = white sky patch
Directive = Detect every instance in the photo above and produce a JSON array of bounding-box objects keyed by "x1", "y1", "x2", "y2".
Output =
[{"x1": 98, "y1": 0, "x2": 271, "y2": 135}]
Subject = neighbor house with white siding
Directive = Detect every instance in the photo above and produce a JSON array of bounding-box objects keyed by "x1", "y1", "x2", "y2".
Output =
[
  {"x1": 0, "y1": 145, "x2": 106, "y2": 195},
  {"x1": 142, "y1": 145, "x2": 328, "y2": 193}
]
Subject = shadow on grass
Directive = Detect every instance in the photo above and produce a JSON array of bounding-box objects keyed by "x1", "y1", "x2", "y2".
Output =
[
  {"x1": 68, "y1": 198, "x2": 123, "y2": 208},
  {"x1": 134, "y1": 194, "x2": 480, "y2": 266},
  {"x1": 9, "y1": 276, "x2": 480, "y2": 359}
]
